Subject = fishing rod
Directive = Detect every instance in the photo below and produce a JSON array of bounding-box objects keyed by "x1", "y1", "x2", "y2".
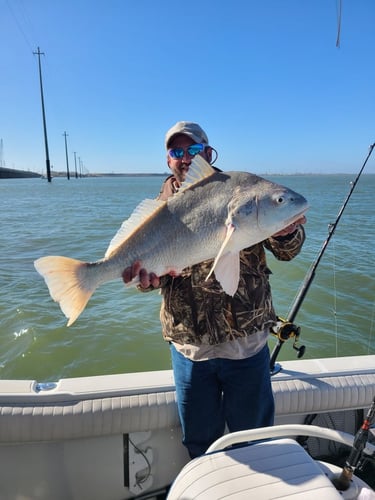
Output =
[
  {"x1": 270, "y1": 142, "x2": 375, "y2": 373},
  {"x1": 332, "y1": 394, "x2": 375, "y2": 491}
]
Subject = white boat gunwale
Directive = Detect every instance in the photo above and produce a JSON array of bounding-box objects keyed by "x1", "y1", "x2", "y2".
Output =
[{"x1": 0, "y1": 355, "x2": 374, "y2": 444}]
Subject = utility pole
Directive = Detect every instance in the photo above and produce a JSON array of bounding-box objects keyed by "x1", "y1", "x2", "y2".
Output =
[
  {"x1": 63, "y1": 132, "x2": 70, "y2": 180},
  {"x1": 33, "y1": 47, "x2": 52, "y2": 182},
  {"x1": 73, "y1": 151, "x2": 78, "y2": 178},
  {"x1": 0, "y1": 138, "x2": 4, "y2": 167}
]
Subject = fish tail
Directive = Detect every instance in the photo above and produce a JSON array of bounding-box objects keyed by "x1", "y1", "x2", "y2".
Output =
[{"x1": 34, "y1": 255, "x2": 97, "y2": 326}]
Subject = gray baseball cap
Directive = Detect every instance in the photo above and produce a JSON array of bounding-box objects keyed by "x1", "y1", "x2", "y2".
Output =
[{"x1": 165, "y1": 121, "x2": 209, "y2": 149}]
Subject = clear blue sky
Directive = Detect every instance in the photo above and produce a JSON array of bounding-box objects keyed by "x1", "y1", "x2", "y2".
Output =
[{"x1": 2, "y1": 0, "x2": 375, "y2": 174}]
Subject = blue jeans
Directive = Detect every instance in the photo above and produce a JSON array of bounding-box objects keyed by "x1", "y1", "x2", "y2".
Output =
[{"x1": 170, "y1": 343, "x2": 274, "y2": 458}]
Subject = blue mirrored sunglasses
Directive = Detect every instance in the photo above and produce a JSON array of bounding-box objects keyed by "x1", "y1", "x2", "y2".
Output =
[{"x1": 168, "y1": 143, "x2": 204, "y2": 159}]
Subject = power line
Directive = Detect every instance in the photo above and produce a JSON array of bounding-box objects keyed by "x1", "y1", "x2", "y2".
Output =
[{"x1": 6, "y1": 0, "x2": 34, "y2": 52}]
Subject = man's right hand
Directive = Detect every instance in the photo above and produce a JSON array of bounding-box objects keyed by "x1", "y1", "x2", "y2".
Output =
[{"x1": 122, "y1": 260, "x2": 160, "y2": 289}]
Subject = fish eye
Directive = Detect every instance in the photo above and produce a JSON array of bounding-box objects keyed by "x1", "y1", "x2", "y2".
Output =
[{"x1": 276, "y1": 195, "x2": 285, "y2": 204}]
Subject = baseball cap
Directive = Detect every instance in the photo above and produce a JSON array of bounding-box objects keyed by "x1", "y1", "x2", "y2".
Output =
[{"x1": 165, "y1": 121, "x2": 209, "y2": 149}]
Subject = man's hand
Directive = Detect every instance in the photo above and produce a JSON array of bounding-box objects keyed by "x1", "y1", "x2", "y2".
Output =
[
  {"x1": 122, "y1": 260, "x2": 160, "y2": 289},
  {"x1": 273, "y1": 215, "x2": 306, "y2": 238}
]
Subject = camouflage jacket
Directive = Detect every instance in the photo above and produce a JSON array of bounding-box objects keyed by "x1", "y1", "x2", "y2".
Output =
[{"x1": 151, "y1": 175, "x2": 305, "y2": 346}]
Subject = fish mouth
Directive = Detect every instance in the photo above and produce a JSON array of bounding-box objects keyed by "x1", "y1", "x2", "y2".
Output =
[{"x1": 285, "y1": 206, "x2": 309, "y2": 226}]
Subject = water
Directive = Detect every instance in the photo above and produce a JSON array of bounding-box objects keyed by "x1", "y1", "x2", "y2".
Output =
[{"x1": 0, "y1": 174, "x2": 374, "y2": 382}]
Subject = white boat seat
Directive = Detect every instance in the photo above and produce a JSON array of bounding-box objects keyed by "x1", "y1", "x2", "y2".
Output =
[{"x1": 167, "y1": 438, "x2": 342, "y2": 499}]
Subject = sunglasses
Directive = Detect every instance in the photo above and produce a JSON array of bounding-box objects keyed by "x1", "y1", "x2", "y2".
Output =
[{"x1": 168, "y1": 143, "x2": 204, "y2": 159}]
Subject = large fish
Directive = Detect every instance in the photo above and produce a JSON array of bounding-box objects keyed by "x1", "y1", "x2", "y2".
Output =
[{"x1": 34, "y1": 157, "x2": 308, "y2": 326}]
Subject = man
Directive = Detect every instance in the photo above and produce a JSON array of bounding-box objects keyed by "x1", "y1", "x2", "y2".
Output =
[{"x1": 123, "y1": 121, "x2": 306, "y2": 458}]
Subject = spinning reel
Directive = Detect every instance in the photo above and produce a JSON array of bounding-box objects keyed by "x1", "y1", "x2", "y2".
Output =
[{"x1": 271, "y1": 317, "x2": 306, "y2": 359}]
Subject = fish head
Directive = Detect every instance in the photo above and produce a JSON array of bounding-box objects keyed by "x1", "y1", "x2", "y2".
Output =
[{"x1": 226, "y1": 178, "x2": 309, "y2": 245}]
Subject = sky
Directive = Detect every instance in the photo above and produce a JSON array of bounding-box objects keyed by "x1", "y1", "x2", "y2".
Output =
[{"x1": 1, "y1": 0, "x2": 375, "y2": 175}]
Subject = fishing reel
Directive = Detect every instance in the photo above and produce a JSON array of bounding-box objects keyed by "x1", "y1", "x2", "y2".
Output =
[{"x1": 271, "y1": 317, "x2": 306, "y2": 359}]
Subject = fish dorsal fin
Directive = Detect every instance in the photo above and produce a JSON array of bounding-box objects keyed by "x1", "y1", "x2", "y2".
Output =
[
  {"x1": 104, "y1": 198, "x2": 164, "y2": 258},
  {"x1": 104, "y1": 157, "x2": 215, "y2": 258},
  {"x1": 177, "y1": 155, "x2": 216, "y2": 194}
]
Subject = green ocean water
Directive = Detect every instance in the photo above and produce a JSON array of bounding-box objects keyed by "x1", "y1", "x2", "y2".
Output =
[{"x1": 0, "y1": 173, "x2": 374, "y2": 382}]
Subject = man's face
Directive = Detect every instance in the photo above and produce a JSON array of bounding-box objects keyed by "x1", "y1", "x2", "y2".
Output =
[{"x1": 167, "y1": 134, "x2": 212, "y2": 184}]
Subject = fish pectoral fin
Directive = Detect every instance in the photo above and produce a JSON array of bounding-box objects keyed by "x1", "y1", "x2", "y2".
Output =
[
  {"x1": 209, "y1": 252, "x2": 240, "y2": 296},
  {"x1": 206, "y1": 223, "x2": 236, "y2": 281}
]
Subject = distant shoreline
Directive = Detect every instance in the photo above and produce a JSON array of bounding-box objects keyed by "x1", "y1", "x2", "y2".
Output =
[
  {"x1": 1, "y1": 166, "x2": 373, "y2": 179},
  {"x1": 90, "y1": 172, "x2": 167, "y2": 177},
  {"x1": 0, "y1": 166, "x2": 41, "y2": 179},
  {"x1": 0, "y1": 167, "x2": 168, "y2": 179}
]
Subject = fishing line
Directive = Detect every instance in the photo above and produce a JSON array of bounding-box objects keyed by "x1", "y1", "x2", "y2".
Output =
[
  {"x1": 331, "y1": 235, "x2": 339, "y2": 356},
  {"x1": 336, "y1": 0, "x2": 342, "y2": 48},
  {"x1": 367, "y1": 297, "x2": 375, "y2": 354}
]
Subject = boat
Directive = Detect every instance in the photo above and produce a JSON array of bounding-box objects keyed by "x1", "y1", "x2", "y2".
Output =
[
  {"x1": 1, "y1": 149, "x2": 374, "y2": 498},
  {"x1": 0, "y1": 353, "x2": 374, "y2": 499}
]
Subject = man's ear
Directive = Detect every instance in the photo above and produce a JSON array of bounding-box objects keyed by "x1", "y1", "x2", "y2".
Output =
[{"x1": 205, "y1": 146, "x2": 213, "y2": 163}]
